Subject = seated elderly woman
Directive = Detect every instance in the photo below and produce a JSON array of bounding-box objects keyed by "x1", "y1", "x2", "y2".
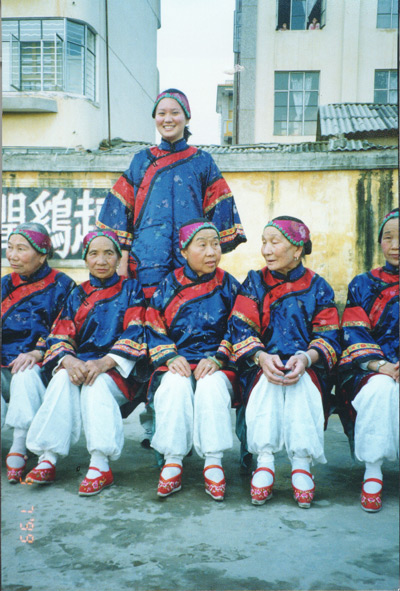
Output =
[
  {"x1": 226, "y1": 216, "x2": 341, "y2": 508},
  {"x1": 146, "y1": 218, "x2": 240, "y2": 501},
  {"x1": 338, "y1": 208, "x2": 399, "y2": 512},
  {"x1": 24, "y1": 230, "x2": 148, "y2": 496},
  {"x1": 2, "y1": 223, "x2": 74, "y2": 483}
]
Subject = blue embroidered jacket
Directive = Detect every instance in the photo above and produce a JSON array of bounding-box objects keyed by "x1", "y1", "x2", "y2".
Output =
[
  {"x1": 1, "y1": 263, "x2": 75, "y2": 367},
  {"x1": 145, "y1": 262, "x2": 240, "y2": 400},
  {"x1": 338, "y1": 262, "x2": 399, "y2": 400},
  {"x1": 97, "y1": 138, "x2": 246, "y2": 298},
  {"x1": 225, "y1": 263, "x2": 341, "y2": 409},
  {"x1": 43, "y1": 273, "x2": 148, "y2": 398}
]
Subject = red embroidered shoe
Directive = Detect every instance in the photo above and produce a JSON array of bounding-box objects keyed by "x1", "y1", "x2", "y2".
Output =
[
  {"x1": 251, "y1": 467, "x2": 275, "y2": 505},
  {"x1": 157, "y1": 463, "x2": 182, "y2": 498},
  {"x1": 78, "y1": 467, "x2": 114, "y2": 496},
  {"x1": 292, "y1": 469, "x2": 315, "y2": 508},
  {"x1": 203, "y1": 465, "x2": 226, "y2": 501},
  {"x1": 6, "y1": 452, "x2": 28, "y2": 484},
  {"x1": 361, "y1": 478, "x2": 383, "y2": 512},
  {"x1": 25, "y1": 460, "x2": 56, "y2": 484}
]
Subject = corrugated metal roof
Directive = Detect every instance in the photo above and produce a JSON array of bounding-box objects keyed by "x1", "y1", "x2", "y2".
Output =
[
  {"x1": 92, "y1": 138, "x2": 397, "y2": 154},
  {"x1": 318, "y1": 103, "x2": 398, "y2": 139},
  {"x1": 2, "y1": 138, "x2": 397, "y2": 159}
]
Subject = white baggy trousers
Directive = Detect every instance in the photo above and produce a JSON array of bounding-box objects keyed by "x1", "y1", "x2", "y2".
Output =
[
  {"x1": 3, "y1": 365, "x2": 47, "y2": 431},
  {"x1": 352, "y1": 374, "x2": 399, "y2": 464},
  {"x1": 245, "y1": 372, "x2": 327, "y2": 464},
  {"x1": 151, "y1": 371, "x2": 233, "y2": 459},
  {"x1": 26, "y1": 369, "x2": 127, "y2": 461}
]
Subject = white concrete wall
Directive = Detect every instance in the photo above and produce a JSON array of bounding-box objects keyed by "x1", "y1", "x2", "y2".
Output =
[
  {"x1": 2, "y1": 0, "x2": 160, "y2": 149},
  {"x1": 107, "y1": 0, "x2": 160, "y2": 143}
]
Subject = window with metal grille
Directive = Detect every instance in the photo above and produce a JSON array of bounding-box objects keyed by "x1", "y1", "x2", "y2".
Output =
[
  {"x1": 274, "y1": 71, "x2": 319, "y2": 136},
  {"x1": 374, "y1": 70, "x2": 398, "y2": 103},
  {"x1": 2, "y1": 18, "x2": 96, "y2": 100},
  {"x1": 377, "y1": 0, "x2": 398, "y2": 28}
]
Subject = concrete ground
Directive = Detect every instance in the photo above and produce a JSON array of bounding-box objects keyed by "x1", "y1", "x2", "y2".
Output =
[{"x1": 1, "y1": 407, "x2": 398, "y2": 591}]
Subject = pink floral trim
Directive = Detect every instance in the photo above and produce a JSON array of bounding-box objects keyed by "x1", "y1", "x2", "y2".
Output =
[
  {"x1": 80, "y1": 476, "x2": 106, "y2": 493},
  {"x1": 361, "y1": 479, "x2": 382, "y2": 512},
  {"x1": 291, "y1": 469, "x2": 315, "y2": 507},
  {"x1": 78, "y1": 468, "x2": 114, "y2": 496},
  {"x1": 293, "y1": 487, "x2": 314, "y2": 505},
  {"x1": 25, "y1": 461, "x2": 56, "y2": 483},
  {"x1": 205, "y1": 480, "x2": 226, "y2": 499},
  {"x1": 251, "y1": 482, "x2": 273, "y2": 503},
  {"x1": 250, "y1": 467, "x2": 275, "y2": 504},
  {"x1": 157, "y1": 464, "x2": 183, "y2": 497},
  {"x1": 7, "y1": 466, "x2": 25, "y2": 482}
]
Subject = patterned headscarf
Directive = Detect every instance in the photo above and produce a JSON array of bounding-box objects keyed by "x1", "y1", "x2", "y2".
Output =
[
  {"x1": 179, "y1": 218, "x2": 220, "y2": 250},
  {"x1": 378, "y1": 208, "x2": 399, "y2": 242},
  {"x1": 82, "y1": 230, "x2": 122, "y2": 259},
  {"x1": 9, "y1": 222, "x2": 53, "y2": 257},
  {"x1": 152, "y1": 88, "x2": 191, "y2": 119},
  {"x1": 264, "y1": 216, "x2": 312, "y2": 254}
]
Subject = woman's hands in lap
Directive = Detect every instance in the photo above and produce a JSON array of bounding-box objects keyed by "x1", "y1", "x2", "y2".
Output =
[
  {"x1": 194, "y1": 358, "x2": 219, "y2": 380},
  {"x1": 9, "y1": 350, "x2": 43, "y2": 374},
  {"x1": 167, "y1": 355, "x2": 192, "y2": 377},
  {"x1": 60, "y1": 355, "x2": 116, "y2": 386},
  {"x1": 258, "y1": 352, "x2": 307, "y2": 386},
  {"x1": 84, "y1": 356, "x2": 117, "y2": 386},
  {"x1": 167, "y1": 356, "x2": 220, "y2": 379},
  {"x1": 60, "y1": 355, "x2": 88, "y2": 385}
]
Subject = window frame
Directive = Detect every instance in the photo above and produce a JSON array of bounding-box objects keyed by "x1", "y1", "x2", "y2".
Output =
[
  {"x1": 274, "y1": 70, "x2": 320, "y2": 136},
  {"x1": 374, "y1": 69, "x2": 398, "y2": 104},
  {"x1": 276, "y1": 0, "x2": 326, "y2": 31},
  {"x1": 2, "y1": 17, "x2": 96, "y2": 100},
  {"x1": 377, "y1": 0, "x2": 398, "y2": 28}
]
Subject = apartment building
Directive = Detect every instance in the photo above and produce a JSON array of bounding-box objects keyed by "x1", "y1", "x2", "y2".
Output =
[
  {"x1": 232, "y1": 0, "x2": 398, "y2": 144},
  {"x1": 2, "y1": 0, "x2": 161, "y2": 150},
  {"x1": 216, "y1": 81, "x2": 234, "y2": 145}
]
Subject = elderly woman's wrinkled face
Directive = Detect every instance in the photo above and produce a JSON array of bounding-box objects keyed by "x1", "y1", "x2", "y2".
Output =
[
  {"x1": 380, "y1": 218, "x2": 399, "y2": 267},
  {"x1": 6, "y1": 234, "x2": 46, "y2": 277},
  {"x1": 181, "y1": 229, "x2": 221, "y2": 277},
  {"x1": 261, "y1": 227, "x2": 303, "y2": 275},
  {"x1": 85, "y1": 236, "x2": 120, "y2": 279}
]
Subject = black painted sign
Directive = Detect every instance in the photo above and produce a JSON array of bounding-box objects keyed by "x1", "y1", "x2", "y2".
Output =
[{"x1": 2, "y1": 188, "x2": 105, "y2": 260}]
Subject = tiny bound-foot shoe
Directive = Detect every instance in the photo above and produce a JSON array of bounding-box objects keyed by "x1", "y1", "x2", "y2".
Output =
[
  {"x1": 78, "y1": 467, "x2": 114, "y2": 496},
  {"x1": 6, "y1": 453, "x2": 28, "y2": 484},
  {"x1": 203, "y1": 465, "x2": 226, "y2": 501},
  {"x1": 251, "y1": 467, "x2": 275, "y2": 505},
  {"x1": 25, "y1": 460, "x2": 56, "y2": 484},
  {"x1": 292, "y1": 469, "x2": 315, "y2": 508},
  {"x1": 361, "y1": 478, "x2": 383, "y2": 512},
  {"x1": 157, "y1": 463, "x2": 182, "y2": 498}
]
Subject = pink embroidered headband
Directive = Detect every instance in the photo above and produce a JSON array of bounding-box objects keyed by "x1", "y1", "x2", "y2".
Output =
[
  {"x1": 265, "y1": 217, "x2": 312, "y2": 253},
  {"x1": 9, "y1": 223, "x2": 52, "y2": 255},
  {"x1": 378, "y1": 208, "x2": 398, "y2": 242},
  {"x1": 152, "y1": 88, "x2": 191, "y2": 119},
  {"x1": 179, "y1": 219, "x2": 220, "y2": 250},
  {"x1": 82, "y1": 230, "x2": 122, "y2": 259}
]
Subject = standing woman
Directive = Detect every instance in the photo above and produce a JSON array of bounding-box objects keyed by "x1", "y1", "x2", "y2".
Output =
[
  {"x1": 24, "y1": 230, "x2": 148, "y2": 496},
  {"x1": 146, "y1": 219, "x2": 240, "y2": 501},
  {"x1": 227, "y1": 216, "x2": 341, "y2": 508},
  {"x1": 96, "y1": 88, "x2": 246, "y2": 300},
  {"x1": 338, "y1": 208, "x2": 399, "y2": 512},
  {"x1": 2, "y1": 223, "x2": 74, "y2": 483}
]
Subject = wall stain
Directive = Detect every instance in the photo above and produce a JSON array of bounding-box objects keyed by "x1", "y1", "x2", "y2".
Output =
[
  {"x1": 356, "y1": 172, "x2": 373, "y2": 272},
  {"x1": 378, "y1": 169, "x2": 394, "y2": 222},
  {"x1": 356, "y1": 170, "x2": 395, "y2": 274},
  {"x1": 269, "y1": 178, "x2": 275, "y2": 217}
]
